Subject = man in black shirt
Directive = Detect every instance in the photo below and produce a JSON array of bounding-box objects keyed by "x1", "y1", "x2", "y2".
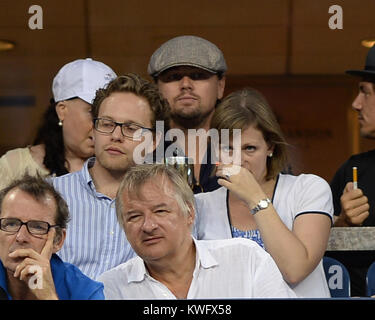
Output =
[
  {"x1": 330, "y1": 45, "x2": 375, "y2": 296},
  {"x1": 331, "y1": 45, "x2": 375, "y2": 227}
]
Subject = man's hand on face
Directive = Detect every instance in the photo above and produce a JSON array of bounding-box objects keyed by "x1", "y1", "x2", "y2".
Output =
[{"x1": 9, "y1": 228, "x2": 59, "y2": 300}]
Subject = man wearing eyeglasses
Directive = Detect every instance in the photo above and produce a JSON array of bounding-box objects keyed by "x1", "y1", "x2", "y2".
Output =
[
  {"x1": 52, "y1": 73, "x2": 170, "y2": 280},
  {"x1": 148, "y1": 35, "x2": 227, "y2": 193},
  {"x1": 0, "y1": 174, "x2": 104, "y2": 300}
]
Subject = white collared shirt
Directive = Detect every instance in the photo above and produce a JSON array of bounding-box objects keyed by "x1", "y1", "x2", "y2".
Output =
[{"x1": 98, "y1": 237, "x2": 296, "y2": 299}]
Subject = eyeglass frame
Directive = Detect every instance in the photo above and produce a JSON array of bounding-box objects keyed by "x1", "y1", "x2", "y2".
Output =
[
  {"x1": 93, "y1": 117, "x2": 154, "y2": 140},
  {"x1": 0, "y1": 218, "x2": 61, "y2": 236}
]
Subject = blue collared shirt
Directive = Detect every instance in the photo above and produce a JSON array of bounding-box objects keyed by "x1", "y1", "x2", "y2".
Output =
[
  {"x1": 0, "y1": 254, "x2": 104, "y2": 300},
  {"x1": 52, "y1": 158, "x2": 136, "y2": 280}
]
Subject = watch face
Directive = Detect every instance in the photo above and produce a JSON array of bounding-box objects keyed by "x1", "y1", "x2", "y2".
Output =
[{"x1": 259, "y1": 200, "x2": 269, "y2": 209}]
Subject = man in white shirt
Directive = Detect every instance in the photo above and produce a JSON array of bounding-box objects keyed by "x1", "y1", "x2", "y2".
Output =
[{"x1": 98, "y1": 164, "x2": 296, "y2": 299}]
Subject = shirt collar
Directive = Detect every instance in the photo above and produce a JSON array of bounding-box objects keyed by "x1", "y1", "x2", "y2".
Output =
[
  {"x1": 192, "y1": 237, "x2": 218, "y2": 269},
  {"x1": 81, "y1": 157, "x2": 96, "y2": 188},
  {"x1": 126, "y1": 237, "x2": 218, "y2": 284},
  {"x1": 0, "y1": 260, "x2": 10, "y2": 300},
  {"x1": 126, "y1": 256, "x2": 149, "y2": 283},
  {"x1": 80, "y1": 157, "x2": 104, "y2": 195},
  {"x1": 50, "y1": 253, "x2": 66, "y2": 288}
]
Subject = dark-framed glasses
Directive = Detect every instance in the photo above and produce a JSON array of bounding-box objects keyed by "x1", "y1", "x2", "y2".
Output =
[
  {"x1": 93, "y1": 118, "x2": 153, "y2": 140},
  {"x1": 0, "y1": 218, "x2": 60, "y2": 236}
]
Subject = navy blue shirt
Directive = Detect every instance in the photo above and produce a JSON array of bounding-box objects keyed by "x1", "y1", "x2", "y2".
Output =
[
  {"x1": 192, "y1": 144, "x2": 220, "y2": 194},
  {"x1": 154, "y1": 138, "x2": 220, "y2": 194},
  {"x1": 0, "y1": 254, "x2": 104, "y2": 300}
]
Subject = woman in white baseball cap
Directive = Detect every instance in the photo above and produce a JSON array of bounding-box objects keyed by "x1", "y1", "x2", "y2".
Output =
[{"x1": 0, "y1": 58, "x2": 116, "y2": 189}]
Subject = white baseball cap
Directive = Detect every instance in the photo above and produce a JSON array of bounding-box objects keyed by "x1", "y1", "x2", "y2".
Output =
[{"x1": 52, "y1": 58, "x2": 117, "y2": 104}]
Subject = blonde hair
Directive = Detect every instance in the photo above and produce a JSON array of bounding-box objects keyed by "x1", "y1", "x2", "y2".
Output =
[
  {"x1": 116, "y1": 164, "x2": 195, "y2": 227},
  {"x1": 211, "y1": 88, "x2": 288, "y2": 180},
  {"x1": 92, "y1": 73, "x2": 171, "y2": 131}
]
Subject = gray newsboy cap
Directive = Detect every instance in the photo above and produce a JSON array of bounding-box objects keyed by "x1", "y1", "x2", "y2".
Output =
[{"x1": 148, "y1": 35, "x2": 227, "y2": 77}]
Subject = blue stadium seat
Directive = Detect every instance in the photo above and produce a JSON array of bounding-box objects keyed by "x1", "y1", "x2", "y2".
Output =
[
  {"x1": 323, "y1": 256, "x2": 351, "y2": 297},
  {"x1": 366, "y1": 261, "x2": 375, "y2": 297}
]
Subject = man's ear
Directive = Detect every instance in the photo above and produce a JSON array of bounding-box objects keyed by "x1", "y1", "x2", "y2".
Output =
[
  {"x1": 55, "y1": 101, "x2": 67, "y2": 123},
  {"x1": 52, "y1": 228, "x2": 66, "y2": 253},
  {"x1": 217, "y1": 75, "x2": 226, "y2": 100}
]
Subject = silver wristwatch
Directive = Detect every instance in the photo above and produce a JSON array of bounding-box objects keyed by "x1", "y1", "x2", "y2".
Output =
[{"x1": 250, "y1": 198, "x2": 271, "y2": 215}]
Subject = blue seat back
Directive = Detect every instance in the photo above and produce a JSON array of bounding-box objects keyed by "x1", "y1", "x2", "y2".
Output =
[
  {"x1": 366, "y1": 261, "x2": 375, "y2": 297},
  {"x1": 323, "y1": 256, "x2": 351, "y2": 297}
]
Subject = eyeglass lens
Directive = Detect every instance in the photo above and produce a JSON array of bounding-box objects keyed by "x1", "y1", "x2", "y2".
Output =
[
  {"x1": 0, "y1": 218, "x2": 51, "y2": 235},
  {"x1": 95, "y1": 118, "x2": 147, "y2": 138}
]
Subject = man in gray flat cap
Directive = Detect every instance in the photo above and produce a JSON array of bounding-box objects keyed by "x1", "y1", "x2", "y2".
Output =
[{"x1": 148, "y1": 35, "x2": 227, "y2": 194}]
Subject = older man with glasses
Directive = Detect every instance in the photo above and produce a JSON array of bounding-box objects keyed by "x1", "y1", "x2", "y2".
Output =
[
  {"x1": 0, "y1": 174, "x2": 104, "y2": 300},
  {"x1": 52, "y1": 73, "x2": 170, "y2": 280}
]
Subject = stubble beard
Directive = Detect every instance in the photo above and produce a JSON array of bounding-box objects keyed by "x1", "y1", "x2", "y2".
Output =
[
  {"x1": 96, "y1": 151, "x2": 134, "y2": 175},
  {"x1": 170, "y1": 105, "x2": 213, "y2": 129},
  {"x1": 361, "y1": 131, "x2": 375, "y2": 139},
  {"x1": 359, "y1": 122, "x2": 375, "y2": 139}
]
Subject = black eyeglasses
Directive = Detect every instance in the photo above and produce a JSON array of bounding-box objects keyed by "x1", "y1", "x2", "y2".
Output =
[
  {"x1": 93, "y1": 118, "x2": 153, "y2": 140},
  {"x1": 0, "y1": 218, "x2": 60, "y2": 236}
]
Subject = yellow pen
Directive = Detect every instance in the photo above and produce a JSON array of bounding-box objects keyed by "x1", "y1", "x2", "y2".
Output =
[{"x1": 353, "y1": 167, "x2": 358, "y2": 189}]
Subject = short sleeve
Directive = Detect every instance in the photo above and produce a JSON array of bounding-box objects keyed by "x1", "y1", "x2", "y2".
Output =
[
  {"x1": 0, "y1": 148, "x2": 49, "y2": 190},
  {"x1": 294, "y1": 174, "x2": 334, "y2": 221},
  {"x1": 0, "y1": 151, "x2": 14, "y2": 190},
  {"x1": 0, "y1": 148, "x2": 27, "y2": 190}
]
